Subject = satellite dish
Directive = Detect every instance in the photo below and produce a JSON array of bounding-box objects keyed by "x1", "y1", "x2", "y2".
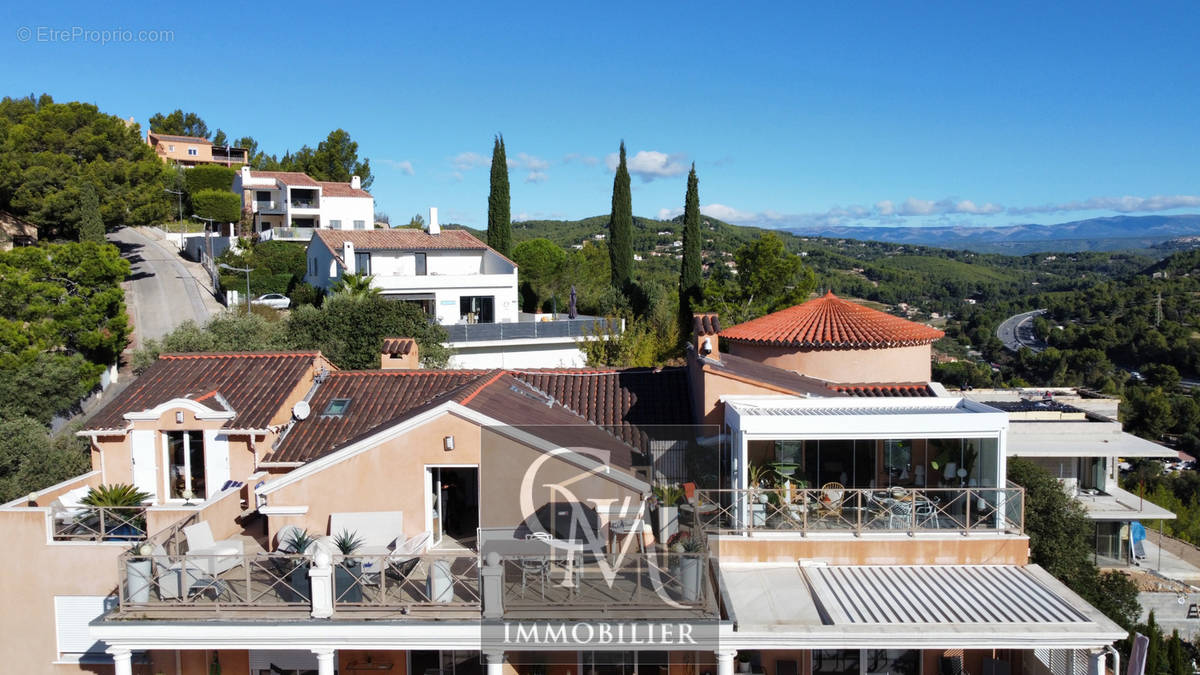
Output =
[{"x1": 292, "y1": 400, "x2": 311, "y2": 420}]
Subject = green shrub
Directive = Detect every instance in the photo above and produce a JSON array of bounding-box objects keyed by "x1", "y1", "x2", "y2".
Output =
[
  {"x1": 192, "y1": 189, "x2": 242, "y2": 223},
  {"x1": 184, "y1": 165, "x2": 236, "y2": 196}
]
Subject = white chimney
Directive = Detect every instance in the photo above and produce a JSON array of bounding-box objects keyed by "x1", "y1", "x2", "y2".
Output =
[
  {"x1": 342, "y1": 241, "x2": 356, "y2": 275},
  {"x1": 240, "y1": 165, "x2": 251, "y2": 181},
  {"x1": 429, "y1": 207, "x2": 440, "y2": 235},
  {"x1": 351, "y1": 175, "x2": 361, "y2": 190}
]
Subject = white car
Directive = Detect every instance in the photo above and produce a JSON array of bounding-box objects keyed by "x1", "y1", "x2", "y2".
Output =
[{"x1": 251, "y1": 293, "x2": 291, "y2": 310}]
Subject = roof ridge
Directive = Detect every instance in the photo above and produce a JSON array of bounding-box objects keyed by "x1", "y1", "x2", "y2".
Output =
[
  {"x1": 457, "y1": 370, "x2": 508, "y2": 405},
  {"x1": 160, "y1": 351, "x2": 321, "y2": 360},
  {"x1": 329, "y1": 369, "x2": 490, "y2": 377}
]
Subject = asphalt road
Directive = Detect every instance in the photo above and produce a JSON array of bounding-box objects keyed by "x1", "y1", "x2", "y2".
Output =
[
  {"x1": 996, "y1": 309, "x2": 1048, "y2": 353},
  {"x1": 109, "y1": 227, "x2": 220, "y2": 346}
]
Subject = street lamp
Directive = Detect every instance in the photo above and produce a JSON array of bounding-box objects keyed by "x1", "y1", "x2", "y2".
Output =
[
  {"x1": 218, "y1": 262, "x2": 254, "y2": 313},
  {"x1": 163, "y1": 188, "x2": 183, "y2": 235}
]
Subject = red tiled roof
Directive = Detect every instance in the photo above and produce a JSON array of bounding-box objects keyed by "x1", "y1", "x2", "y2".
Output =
[
  {"x1": 318, "y1": 181, "x2": 372, "y2": 199},
  {"x1": 830, "y1": 383, "x2": 937, "y2": 397},
  {"x1": 381, "y1": 338, "x2": 416, "y2": 355},
  {"x1": 84, "y1": 353, "x2": 321, "y2": 431},
  {"x1": 311, "y1": 228, "x2": 492, "y2": 253},
  {"x1": 149, "y1": 132, "x2": 211, "y2": 145},
  {"x1": 720, "y1": 291, "x2": 944, "y2": 349},
  {"x1": 246, "y1": 171, "x2": 320, "y2": 187}
]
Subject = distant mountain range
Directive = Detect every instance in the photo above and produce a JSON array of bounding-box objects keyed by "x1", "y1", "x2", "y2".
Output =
[{"x1": 788, "y1": 214, "x2": 1200, "y2": 254}]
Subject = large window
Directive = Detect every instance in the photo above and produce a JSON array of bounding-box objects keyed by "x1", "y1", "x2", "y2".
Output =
[
  {"x1": 583, "y1": 650, "x2": 670, "y2": 675},
  {"x1": 460, "y1": 295, "x2": 494, "y2": 323},
  {"x1": 353, "y1": 219, "x2": 366, "y2": 230},
  {"x1": 415, "y1": 252, "x2": 427, "y2": 276},
  {"x1": 329, "y1": 219, "x2": 341, "y2": 229},
  {"x1": 814, "y1": 650, "x2": 918, "y2": 675},
  {"x1": 355, "y1": 252, "x2": 372, "y2": 275},
  {"x1": 167, "y1": 430, "x2": 206, "y2": 499}
]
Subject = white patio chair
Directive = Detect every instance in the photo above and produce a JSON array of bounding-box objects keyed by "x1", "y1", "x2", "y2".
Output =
[{"x1": 183, "y1": 521, "x2": 245, "y2": 576}]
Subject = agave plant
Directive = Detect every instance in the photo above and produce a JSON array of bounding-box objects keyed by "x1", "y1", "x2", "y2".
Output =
[
  {"x1": 283, "y1": 528, "x2": 316, "y2": 555},
  {"x1": 81, "y1": 484, "x2": 151, "y2": 507},
  {"x1": 333, "y1": 528, "x2": 364, "y2": 555}
]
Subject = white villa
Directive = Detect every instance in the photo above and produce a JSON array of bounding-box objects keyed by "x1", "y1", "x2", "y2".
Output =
[{"x1": 233, "y1": 166, "x2": 374, "y2": 241}]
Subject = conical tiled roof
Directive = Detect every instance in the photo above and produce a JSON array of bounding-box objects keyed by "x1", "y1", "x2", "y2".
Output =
[{"x1": 720, "y1": 291, "x2": 944, "y2": 349}]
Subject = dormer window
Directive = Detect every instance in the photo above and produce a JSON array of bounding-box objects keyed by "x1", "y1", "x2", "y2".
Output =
[{"x1": 323, "y1": 398, "x2": 351, "y2": 417}]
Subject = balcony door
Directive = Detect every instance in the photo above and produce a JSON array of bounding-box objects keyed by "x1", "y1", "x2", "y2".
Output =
[{"x1": 427, "y1": 465, "x2": 480, "y2": 548}]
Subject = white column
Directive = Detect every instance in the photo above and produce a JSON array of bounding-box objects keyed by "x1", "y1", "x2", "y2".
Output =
[
  {"x1": 1087, "y1": 648, "x2": 1105, "y2": 675},
  {"x1": 486, "y1": 650, "x2": 505, "y2": 675},
  {"x1": 314, "y1": 648, "x2": 336, "y2": 675},
  {"x1": 109, "y1": 647, "x2": 133, "y2": 675},
  {"x1": 716, "y1": 650, "x2": 737, "y2": 675}
]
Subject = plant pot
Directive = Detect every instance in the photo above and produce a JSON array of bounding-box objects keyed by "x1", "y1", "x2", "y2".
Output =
[
  {"x1": 334, "y1": 561, "x2": 363, "y2": 603},
  {"x1": 679, "y1": 554, "x2": 701, "y2": 603},
  {"x1": 943, "y1": 462, "x2": 957, "y2": 482},
  {"x1": 126, "y1": 558, "x2": 152, "y2": 603},
  {"x1": 286, "y1": 563, "x2": 312, "y2": 603},
  {"x1": 657, "y1": 505, "x2": 679, "y2": 544},
  {"x1": 738, "y1": 661, "x2": 752, "y2": 674}
]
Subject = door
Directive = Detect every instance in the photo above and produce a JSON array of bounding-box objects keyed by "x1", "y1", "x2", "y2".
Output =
[
  {"x1": 427, "y1": 466, "x2": 479, "y2": 547},
  {"x1": 130, "y1": 430, "x2": 158, "y2": 502}
]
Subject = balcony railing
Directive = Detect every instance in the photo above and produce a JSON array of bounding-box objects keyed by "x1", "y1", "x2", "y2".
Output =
[
  {"x1": 290, "y1": 199, "x2": 318, "y2": 209},
  {"x1": 259, "y1": 227, "x2": 315, "y2": 242},
  {"x1": 53, "y1": 506, "x2": 148, "y2": 542},
  {"x1": 332, "y1": 554, "x2": 479, "y2": 612},
  {"x1": 253, "y1": 200, "x2": 285, "y2": 214},
  {"x1": 444, "y1": 317, "x2": 622, "y2": 343},
  {"x1": 694, "y1": 485, "x2": 1024, "y2": 536}
]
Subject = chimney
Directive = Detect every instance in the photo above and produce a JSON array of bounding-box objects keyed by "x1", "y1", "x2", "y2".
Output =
[
  {"x1": 240, "y1": 165, "x2": 251, "y2": 182},
  {"x1": 342, "y1": 241, "x2": 355, "y2": 275},
  {"x1": 693, "y1": 313, "x2": 721, "y2": 361},
  {"x1": 351, "y1": 175, "x2": 361, "y2": 190},
  {"x1": 428, "y1": 207, "x2": 440, "y2": 235},
  {"x1": 381, "y1": 338, "x2": 419, "y2": 370}
]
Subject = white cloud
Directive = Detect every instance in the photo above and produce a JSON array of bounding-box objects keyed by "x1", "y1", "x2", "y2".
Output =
[
  {"x1": 1008, "y1": 195, "x2": 1200, "y2": 215},
  {"x1": 658, "y1": 207, "x2": 683, "y2": 220},
  {"x1": 563, "y1": 153, "x2": 600, "y2": 166},
  {"x1": 700, "y1": 203, "x2": 757, "y2": 222},
  {"x1": 451, "y1": 152, "x2": 489, "y2": 171},
  {"x1": 525, "y1": 171, "x2": 548, "y2": 184},
  {"x1": 606, "y1": 149, "x2": 689, "y2": 182},
  {"x1": 509, "y1": 153, "x2": 550, "y2": 171},
  {"x1": 380, "y1": 159, "x2": 414, "y2": 175}
]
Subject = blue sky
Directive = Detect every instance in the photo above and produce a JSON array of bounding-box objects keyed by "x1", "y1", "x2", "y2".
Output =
[{"x1": 4, "y1": 1, "x2": 1199, "y2": 230}]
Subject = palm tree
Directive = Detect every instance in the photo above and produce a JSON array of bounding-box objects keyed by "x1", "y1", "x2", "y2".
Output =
[{"x1": 330, "y1": 272, "x2": 380, "y2": 299}]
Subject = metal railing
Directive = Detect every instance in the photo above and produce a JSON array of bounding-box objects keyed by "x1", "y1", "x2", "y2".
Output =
[
  {"x1": 52, "y1": 506, "x2": 148, "y2": 542},
  {"x1": 253, "y1": 200, "x2": 284, "y2": 214},
  {"x1": 118, "y1": 552, "x2": 313, "y2": 610},
  {"x1": 332, "y1": 554, "x2": 480, "y2": 611},
  {"x1": 261, "y1": 226, "x2": 315, "y2": 241},
  {"x1": 694, "y1": 485, "x2": 1024, "y2": 536},
  {"x1": 445, "y1": 317, "x2": 621, "y2": 343},
  {"x1": 290, "y1": 199, "x2": 318, "y2": 209},
  {"x1": 498, "y1": 552, "x2": 710, "y2": 611}
]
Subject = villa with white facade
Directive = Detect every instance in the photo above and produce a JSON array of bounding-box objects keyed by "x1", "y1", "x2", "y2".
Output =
[
  {"x1": 0, "y1": 294, "x2": 1131, "y2": 675},
  {"x1": 233, "y1": 166, "x2": 374, "y2": 241},
  {"x1": 305, "y1": 212, "x2": 618, "y2": 369}
]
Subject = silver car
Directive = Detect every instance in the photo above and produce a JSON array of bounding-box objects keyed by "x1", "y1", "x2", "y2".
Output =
[{"x1": 251, "y1": 293, "x2": 291, "y2": 310}]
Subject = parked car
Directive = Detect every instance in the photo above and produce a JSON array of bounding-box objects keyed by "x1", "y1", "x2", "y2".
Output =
[{"x1": 251, "y1": 293, "x2": 291, "y2": 310}]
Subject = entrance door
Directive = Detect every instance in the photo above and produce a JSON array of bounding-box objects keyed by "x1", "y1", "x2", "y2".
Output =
[{"x1": 427, "y1": 466, "x2": 479, "y2": 548}]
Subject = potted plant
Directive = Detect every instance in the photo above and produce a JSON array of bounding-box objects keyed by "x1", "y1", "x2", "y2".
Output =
[
  {"x1": 652, "y1": 484, "x2": 683, "y2": 544},
  {"x1": 670, "y1": 533, "x2": 705, "y2": 603},
  {"x1": 125, "y1": 541, "x2": 155, "y2": 603},
  {"x1": 280, "y1": 528, "x2": 316, "y2": 602},
  {"x1": 81, "y1": 484, "x2": 150, "y2": 540},
  {"x1": 737, "y1": 653, "x2": 753, "y2": 674},
  {"x1": 333, "y1": 528, "x2": 365, "y2": 603}
]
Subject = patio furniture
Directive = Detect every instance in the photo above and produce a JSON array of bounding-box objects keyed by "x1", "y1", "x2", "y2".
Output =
[
  {"x1": 150, "y1": 543, "x2": 208, "y2": 600},
  {"x1": 818, "y1": 482, "x2": 845, "y2": 514},
  {"x1": 328, "y1": 511, "x2": 404, "y2": 557},
  {"x1": 183, "y1": 521, "x2": 245, "y2": 576},
  {"x1": 362, "y1": 530, "x2": 431, "y2": 582},
  {"x1": 679, "y1": 482, "x2": 719, "y2": 524},
  {"x1": 49, "y1": 486, "x2": 92, "y2": 527}
]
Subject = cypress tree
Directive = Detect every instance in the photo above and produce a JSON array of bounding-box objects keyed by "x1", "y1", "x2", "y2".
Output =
[
  {"x1": 609, "y1": 141, "x2": 633, "y2": 290},
  {"x1": 487, "y1": 135, "x2": 511, "y2": 257},
  {"x1": 678, "y1": 163, "x2": 702, "y2": 335},
  {"x1": 78, "y1": 183, "x2": 105, "y2": 243}
]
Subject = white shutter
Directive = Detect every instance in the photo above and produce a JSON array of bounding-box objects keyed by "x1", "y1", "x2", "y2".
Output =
[
  {"x1": 54, "y1": 595, "x2": 115, "y2": 658},
  {"x1": 249, "y1": 649, "x2": 319, "y2": 670},
  {"x1": 130, "y1": 430, "x2": 158, "y2": 501},
  {"x1": 204, "y1": 430, "x2": 231, "y2": 496}
]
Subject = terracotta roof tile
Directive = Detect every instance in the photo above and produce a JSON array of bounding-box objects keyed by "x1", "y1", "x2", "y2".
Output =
[
  {"x1": 720, "y1": 291, "x2": 944, "y2": 348},
  {"x1": 317, "y1": 181, "x2": 373, "y2": 199},
  {"x1": 830, "y1": 383, "x2": 937, "y2": 397},
  {"x1": 381, "y1": 338, "x2": 416, "y2": 355},
  {"x1": 693, "y1": 313, "x2": 721, "y2": 336},
  {"x1": 245, "y1": 171, "x2": 320, "y2": 187},
  {"x1": 85, "y1": 353, "x2": 321, "y2": 431},
  {"x1": 150, "y1": 132, "x2": 211, "y2": 144},
  {"x1": 311, "y1": 228, "x2": 492, "y2": 253}
]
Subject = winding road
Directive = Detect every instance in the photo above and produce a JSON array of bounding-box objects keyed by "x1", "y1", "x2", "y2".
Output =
[
  {"x1": 109, "y1": 227, "x2": 222, "y2": 347},
  {"x1": 996, "y1": 309, "x2": 1048, "y2": 353}
]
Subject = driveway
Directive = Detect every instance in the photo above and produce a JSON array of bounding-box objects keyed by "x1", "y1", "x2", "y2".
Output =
[
  {"x1": 996, "y1": 309, "x2": 1047, "y2": 353},
  {"x1": 109, "y1": 227, "x2": 222, "y2": 347}
]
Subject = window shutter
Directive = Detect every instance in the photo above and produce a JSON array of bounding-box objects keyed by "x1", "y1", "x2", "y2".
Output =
[{"x1": 54, "y1": 595, "x2": 115, "y2": 658}]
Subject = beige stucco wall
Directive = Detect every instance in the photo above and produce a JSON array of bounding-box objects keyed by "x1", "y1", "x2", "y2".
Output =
[
  {"x1": 715, "y1": 534, "x2": 1029, "y2": 565},
  {"x1": 726, "y1": 342, "x2": 933, "y2": 383},
  {"x1": 697, "y1": 367, "x2": 796, "y2": 427},
  {"x1": 0, "y1": 508, "x2": 129, "y2": 674}
]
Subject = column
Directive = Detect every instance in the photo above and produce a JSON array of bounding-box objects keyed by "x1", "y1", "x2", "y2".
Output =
[
  {"x1": 314, "y1": 648, "x2": 336, "y2": 675},
  {"x1": 108, "y1": 647, "x2": 133, "y2": 675},
  {"x1": 716, "y1": 650, "x2": 738, "y2": 675},
  {"x1": 486, "y1": 650, "x2": 505, "y2": 675},
  {"x1": 1087, "y1": 648, "x2": 1105, "y2": 675}
]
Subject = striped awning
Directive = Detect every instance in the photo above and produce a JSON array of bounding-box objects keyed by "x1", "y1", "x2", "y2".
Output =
[{"x1": 807, "y1": 565, "x2": 1088, "y2": 625}]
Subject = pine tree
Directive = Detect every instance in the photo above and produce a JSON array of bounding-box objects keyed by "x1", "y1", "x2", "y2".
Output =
[
  {"x1": 678, "y1": 163, "x2": 702, "y2": 336},
  {"x1": 609, "y1": 141, "x2": 633, "y2": 290},
  {"x1": 78, "y1": 183, "x2": 105, "y2": 243},
  {"x1": 487, "y1": 135, "x2": 511, "y2": 257}
]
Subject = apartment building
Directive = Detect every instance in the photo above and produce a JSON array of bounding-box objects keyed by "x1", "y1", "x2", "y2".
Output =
[
  {"x1": 234, "y1": 167, "x2": 374, "y2": 242},
  {"x1": 147, "y1": 132, "x2": 249, "y2": 168},
  {"x1": 0, "y1": 293, "x2": 1127, "y2": 675}
]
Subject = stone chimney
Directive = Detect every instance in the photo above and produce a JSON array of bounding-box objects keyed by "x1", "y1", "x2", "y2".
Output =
[
  {"x1": 351, "y1": 175, "x2": 361, "y2": 190},
  {"x1": 381, "y1": 338, "x2": 419, "y2": 370},
  {"x1": 693, "y1": 312, "x2": 721, "y2": 361},
  {"x1": 429, "y1": 207, "x2": 440, "y2": 235},
  {"x1": 342, "y1": 240, "x2": 355, "y2": 275}
]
